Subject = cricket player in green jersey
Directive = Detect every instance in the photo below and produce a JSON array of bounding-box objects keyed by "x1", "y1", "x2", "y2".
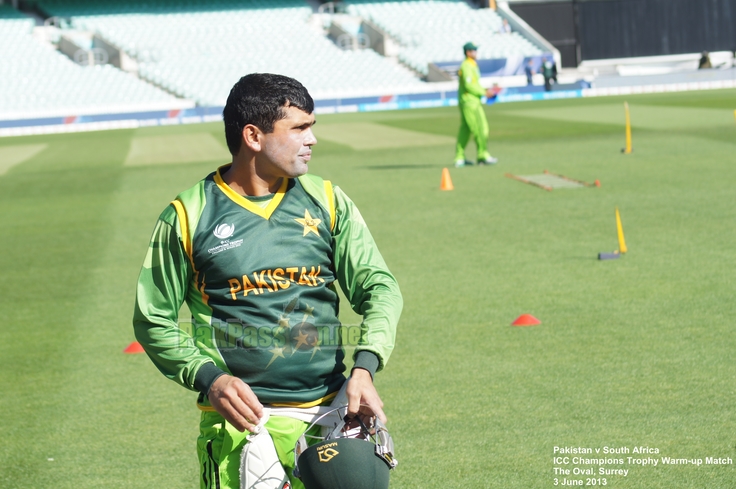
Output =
[
  {"x1": 455, "y1": 42, "x2": 498, "y2": 167},
  {"x1": 133, "y1": 73, "x2": 402, "y2": 489}
]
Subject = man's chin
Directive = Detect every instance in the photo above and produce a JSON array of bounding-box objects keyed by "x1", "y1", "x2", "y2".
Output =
[{"x1": 290, "y1": 162, "x2": 309, "y2": 177}]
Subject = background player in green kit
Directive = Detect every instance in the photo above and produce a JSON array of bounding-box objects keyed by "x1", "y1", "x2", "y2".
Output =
[
  {"x1": 133, "y1": 73, "x2": 402, "y2": 489},
  {"x1": 454, "y1": 42, "x2": 498, "y2": 167}
]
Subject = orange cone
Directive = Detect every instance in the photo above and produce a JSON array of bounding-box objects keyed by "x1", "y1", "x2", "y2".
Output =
[
  {"x1": 124, "y1": 341, "x2": 145, "y2": 354},
  {"x1": 511, "y1": 314, "x2": 541, "y2": 326},
  {"x1": 440, "y1": 168, "x2": 454, "y2": 191}
]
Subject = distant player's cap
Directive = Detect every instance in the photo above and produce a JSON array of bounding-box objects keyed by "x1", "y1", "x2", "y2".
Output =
[{"x1": 463, "y1": 42, "x2": 479, "y2": 52}]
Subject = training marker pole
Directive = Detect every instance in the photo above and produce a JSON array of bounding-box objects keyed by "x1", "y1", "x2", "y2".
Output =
[
  {"x1": 623, "y1": 102, "x2": 632, "y2": 154},
  {"x1": 615, "y1": 207, "x2": 627, "y2": 254}
]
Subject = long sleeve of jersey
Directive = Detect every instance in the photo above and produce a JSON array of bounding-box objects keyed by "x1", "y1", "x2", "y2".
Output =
[
  {"x1": 331, "y1": 186, "x2": 402, "y2": 372},
  {"x1": 133, "y1": 205, "x2": 223, "y2": 393}
]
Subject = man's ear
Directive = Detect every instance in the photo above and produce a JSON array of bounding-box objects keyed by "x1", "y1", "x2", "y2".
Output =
[{"x1": 241, "y1": 124, "x2": 262, "y2": 152}]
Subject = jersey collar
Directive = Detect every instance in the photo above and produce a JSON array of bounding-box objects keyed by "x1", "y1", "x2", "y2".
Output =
[{"x1": 214, "y1": 164, "x2": 288, "y2": 220}]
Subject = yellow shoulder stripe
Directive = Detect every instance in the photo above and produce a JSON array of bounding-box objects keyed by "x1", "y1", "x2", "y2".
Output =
[
  {"x1": 323, "y1": 180, "x2": 335, "y2": 231},
  {"x1": 171, "y1": 198, "x2": 208, "y2": 305},
  {"x1": 171, "y1": 199, "x2": 194, "y2": 267}
]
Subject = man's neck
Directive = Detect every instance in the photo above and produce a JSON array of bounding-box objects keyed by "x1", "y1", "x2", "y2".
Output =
[{"x1": 222, "y1": 160, "x2": 283, "y2": 197}]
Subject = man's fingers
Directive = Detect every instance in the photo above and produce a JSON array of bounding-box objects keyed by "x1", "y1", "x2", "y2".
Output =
[
  {"x1": 218, "y1": 399, "x2": 258, "y2": 432},
  {"x1": 345, "y1": 379, "x2": 369, "y2": 416},
  {"x1": 345, "y1": 371, "x2": 387, "y2": 424},
  {"x1": 365, "y1": 395, "x2": 386, "y2": 424},
  {"x1": 208, "y1": 375, "x2": 264, "y2": 432},
  {"x1": 360, "y1": 401, "x2": 387, "y2": 425},
  {"x1": 223, "y1": 396, "x2": 262, "y2": 433},
  {"x1": 347, "y1": 396, "x2": 387, "y2": 425},
  {"x1": 232, "y1": 380, "x2": 264, "y2": 419},
  {"x1": 347, "y1": 393, "x2": 361, "y2": 417}
]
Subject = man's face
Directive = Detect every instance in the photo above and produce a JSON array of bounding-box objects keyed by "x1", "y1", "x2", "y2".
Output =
[
  {"x1": 257, "y1": 105, "x2": 317, "y2": 179},
  {"x1": 466, "y1": 49, "x2": 477, "y2": 60}
]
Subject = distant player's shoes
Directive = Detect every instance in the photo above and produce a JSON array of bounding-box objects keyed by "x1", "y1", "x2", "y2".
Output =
[
  {"x1": 454, "y1": 159, "x2": 474, "y2": 167},
  {"x1": 477, "y1": 156, "x2": 498, "y2": 165}
]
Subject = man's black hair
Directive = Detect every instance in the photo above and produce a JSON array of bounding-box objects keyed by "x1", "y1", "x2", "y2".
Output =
[{"x1": 223, "y1": 73, "x2": 315, "y2": 155}]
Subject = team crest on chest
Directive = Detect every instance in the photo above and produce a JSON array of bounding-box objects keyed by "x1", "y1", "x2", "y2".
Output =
[{"x1": 294, "y1": 209, "x2": 321, "y2": 237}]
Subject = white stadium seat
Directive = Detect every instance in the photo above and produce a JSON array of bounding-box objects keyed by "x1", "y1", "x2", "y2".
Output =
[
  {"x1": 2, "y1": 0, "x2": 544, "y2": 114},
  {"x1": 0, "y1": 4, "x2": 185, "y2": 116}
]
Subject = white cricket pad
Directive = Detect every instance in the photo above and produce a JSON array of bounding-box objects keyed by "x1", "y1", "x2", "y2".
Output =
[
  {"x1": 240, "y1": 378, "x2": 353, "y2": 487},
  {"x1": 240, "y1": 417, "x2": 290, "y2": 489}
]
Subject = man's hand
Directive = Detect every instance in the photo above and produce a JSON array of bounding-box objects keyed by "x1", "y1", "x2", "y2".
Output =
[
  {"x1": 346, "y1": 368, "x2": 387, "y2": 424},
  {"x1": 208, "y1": 375, "x2": 264, "y2": 433}
]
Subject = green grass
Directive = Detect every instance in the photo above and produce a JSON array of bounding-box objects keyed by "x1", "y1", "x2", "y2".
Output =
[{"x1": 1, "y1": 89, "x2": 735, "y2": 488}]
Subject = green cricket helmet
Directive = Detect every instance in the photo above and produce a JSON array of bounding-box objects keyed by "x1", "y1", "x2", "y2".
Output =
[{"x1": 294, "y1": 406, "x2": 397, "y2": 489}]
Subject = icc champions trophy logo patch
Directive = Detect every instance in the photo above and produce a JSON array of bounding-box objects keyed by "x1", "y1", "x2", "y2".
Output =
[{"x1": 213, "y1": 223, "x2": 235, "y2": 239}]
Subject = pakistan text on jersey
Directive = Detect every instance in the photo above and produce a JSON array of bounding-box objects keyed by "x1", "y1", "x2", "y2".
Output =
[
  {"x1": 176, "y1": 322, "x2": 363, "y2": 350},
  {"x1": 228, "y1": 266, "x2": 326, "y2": 299}
]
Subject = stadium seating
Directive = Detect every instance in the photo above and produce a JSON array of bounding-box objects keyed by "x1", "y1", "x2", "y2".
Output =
[
  {"x1": 3, "y1": 0, "x2": 547, "y2": 115},
  {"x1": 36, "y1": 0, "x2": 427, "y2": 105},
  {"x1": 344, "y1": 0, "x2": 543, "y2": 75},
  {"x1": 0, "y1": 4, "x2": 187, "y2": 118}
]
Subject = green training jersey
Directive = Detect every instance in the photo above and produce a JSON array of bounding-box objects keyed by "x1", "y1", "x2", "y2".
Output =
[
  {"x1": 458, "y1": 57, "x2": 486, "y2": 104},
  {"x1": 133, "y1": 165, "x2": 402, "y2": 405}
]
